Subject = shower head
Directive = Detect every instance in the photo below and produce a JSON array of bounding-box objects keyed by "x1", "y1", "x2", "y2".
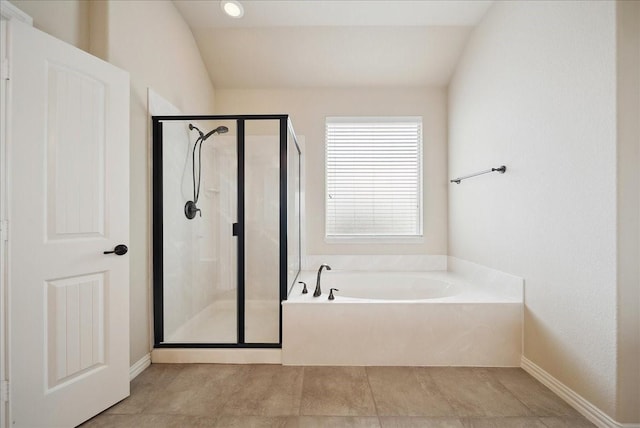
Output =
[
  {"x1": 188, "y1": 124, "x2": 228, "y2": 141},
  {"x1": 202, "y1": 126, "x2": 229, "y2": 141}
]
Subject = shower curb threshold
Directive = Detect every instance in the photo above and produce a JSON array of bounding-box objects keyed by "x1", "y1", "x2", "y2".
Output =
[{"x1": 150, "y1": 348, "x2": 282, "y2": 364}]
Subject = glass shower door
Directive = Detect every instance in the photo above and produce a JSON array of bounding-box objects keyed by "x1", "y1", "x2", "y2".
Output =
[{"x1": 159, "y1": 119, "x2": 238, "y2": 344}]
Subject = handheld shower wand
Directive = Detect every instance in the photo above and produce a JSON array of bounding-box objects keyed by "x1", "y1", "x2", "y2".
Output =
[
  {"x1": 190, "y1": 124, "x2": 229, "y2": 141},
  {"x1": 185, "y1": 124, "x2": 229, "y2": 220}
]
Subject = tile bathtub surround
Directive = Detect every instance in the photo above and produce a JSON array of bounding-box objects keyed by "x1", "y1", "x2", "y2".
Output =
[
  {"x1": 82, "y1": 364, "x2": 595, "y2": 428},
  {"x1": 447, "y1": 257, "x2": 524, "y2": 301},
  {"x1": 301, "y1": 256, "x2": 523, "y2": 301},
  {"x1": 303, "y1": 255, "x2": 448, "y2": 271},
  {"x1": 282, "y1": 301, "x2": 522, "y2": 367}
]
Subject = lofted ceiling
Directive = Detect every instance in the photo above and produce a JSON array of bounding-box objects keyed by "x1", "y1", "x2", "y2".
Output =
[{"x1": 173, "y1": 1, "x2": 493, "y2": 88}]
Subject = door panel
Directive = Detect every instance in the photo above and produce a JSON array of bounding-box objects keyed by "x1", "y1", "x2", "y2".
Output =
[
  {"x1": 46, "y1": 273, "x2": 104, "y2": 390},
  {"x1": 47, "y1": 63, "x2": 106, "y2": 239},
  {"x1": 8, "y1": 20, "x2": 129, "y2": 427}
]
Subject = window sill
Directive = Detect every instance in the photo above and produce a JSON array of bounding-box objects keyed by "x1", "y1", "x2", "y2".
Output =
[{"x1": 325, "y1": 236, "x2": 425, "y2": 245}]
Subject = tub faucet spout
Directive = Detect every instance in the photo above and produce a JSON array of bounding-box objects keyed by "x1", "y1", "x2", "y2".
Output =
[{"x1": 314, "y1": 264, "x2": 332, "y2": 297}]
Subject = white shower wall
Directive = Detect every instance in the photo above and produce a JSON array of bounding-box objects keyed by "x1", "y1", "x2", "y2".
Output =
[
  {"x1": 162, "y1": 122, "x2": 195, "y2": 338},
  {"x1": 244, "y1": 137, "x2": 280, "y2": 301},
  {"x1": 244, "y1": 135, "x2": 282, "y2": 343},
  {"x1": 162, "y1": 127, "x2": 237, "y2": 340}
]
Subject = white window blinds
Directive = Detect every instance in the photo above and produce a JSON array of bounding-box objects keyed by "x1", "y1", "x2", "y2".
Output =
[{"x1": 325, "y1": 117, "x2": 423, "y2": 237}]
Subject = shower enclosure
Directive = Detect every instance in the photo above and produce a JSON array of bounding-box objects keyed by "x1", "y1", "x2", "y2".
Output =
[{"x1": 152, "y1": 115, "x2": 301, "y2": 348}]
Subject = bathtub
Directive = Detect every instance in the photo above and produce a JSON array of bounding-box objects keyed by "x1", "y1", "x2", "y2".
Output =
[
  {"x1": 282, "y1": 265, "x2": 523, "y2": 367},
  {"x1": 306, "y1": 271, "x2": 459, "y2": 300}
]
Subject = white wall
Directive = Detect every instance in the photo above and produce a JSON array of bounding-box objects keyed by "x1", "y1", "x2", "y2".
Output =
[
  {"x1": 91, "y1": 0, "x2": 216, "y2": 363},
  {"x1": 448, "y1": 0, "x2": 631, "y2": 421},
  {"x1": 216, "y1": 87, "x2": 448, "y2": 257}
]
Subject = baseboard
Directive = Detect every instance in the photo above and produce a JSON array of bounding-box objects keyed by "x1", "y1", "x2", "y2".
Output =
[
  {"x1": 521, "y1": 356, "x2": 639, "y2": 428},
  {"x1": 129, "y1": 353, "x2": 151, "y2": 380}
]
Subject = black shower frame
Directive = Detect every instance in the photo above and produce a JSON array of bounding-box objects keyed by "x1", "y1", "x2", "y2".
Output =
[{"x1": 151, "y1": 114, "x2": 301, "y2": 349}]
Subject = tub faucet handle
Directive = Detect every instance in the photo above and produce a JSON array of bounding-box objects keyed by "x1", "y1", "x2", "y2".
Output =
[
  {"x1": 328, "y1": 288, "x2": 339, "y2": 300},
  {"x1": 298, "y1": 281, "x2": 308, "y2": 294}
]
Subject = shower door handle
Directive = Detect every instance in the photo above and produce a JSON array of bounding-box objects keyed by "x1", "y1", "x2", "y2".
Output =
[
  {"x1": 232, "y1": 223, "x2": 239, "y2": 236},
  {"x1": 103, "y1": 244, "x2": 128, "y2": 256}
]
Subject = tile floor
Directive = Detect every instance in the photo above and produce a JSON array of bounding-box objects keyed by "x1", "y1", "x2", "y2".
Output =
[{"x1": 81, "y1": 364, "x2": 595, "y2": 428}]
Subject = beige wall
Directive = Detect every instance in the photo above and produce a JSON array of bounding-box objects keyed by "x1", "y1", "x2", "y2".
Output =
[
  {"x1": 448, "y1": 0, "x2": 623, "y2": 420},
  {"x1": 92, "y1": 0, "x2": 216, "y2": 364},
  {"x1": 10, "y1": 0, "x2": 217, "y2": 364},
  {"x1": 616, "y1": 0, "x2": 640, "y2": 422},
  {"x1": 216, "y1": 87, "x2": 448, "y2": 257},
  {"x1": 10, "y1": 0, "x2": 89, "y2": 51}
]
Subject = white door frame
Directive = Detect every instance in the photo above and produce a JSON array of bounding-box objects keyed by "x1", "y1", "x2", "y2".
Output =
[{"x1": 0, "y1": 5, "x2": 33, "y2": 428}]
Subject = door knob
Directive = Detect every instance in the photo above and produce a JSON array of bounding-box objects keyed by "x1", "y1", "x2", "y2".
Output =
[{"x1": 104, "y1": 244, "x2": 128, "y2": 256}]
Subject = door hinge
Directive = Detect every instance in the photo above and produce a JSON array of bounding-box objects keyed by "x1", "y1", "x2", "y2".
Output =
[
  {"x1": 0, "y1": 58, "x2": 9, "y2": 81},
  {"x1": 0, "y1": 220, "x2": 7, "y2": 242},
  {"x1": 0, "y1": 380, "x2": 8, "y2": 403}
]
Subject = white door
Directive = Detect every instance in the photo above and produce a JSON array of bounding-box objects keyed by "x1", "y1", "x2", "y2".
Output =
[{"x1": 6, "y1": 20, "x2": 130, "y2": 427}]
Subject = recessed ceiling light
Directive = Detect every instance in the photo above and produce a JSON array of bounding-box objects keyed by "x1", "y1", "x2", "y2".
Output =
[{"x1": 221, "y1": 0, "x2": 244, "y2": 18}]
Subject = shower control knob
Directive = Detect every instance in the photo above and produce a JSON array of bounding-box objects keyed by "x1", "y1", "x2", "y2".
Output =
[
  {"x1": 185, "y1": 201, "x2": 201, "y2": 220},
  {"x1": 103, "y1": 244, "x2": 128, "y2": 256}
]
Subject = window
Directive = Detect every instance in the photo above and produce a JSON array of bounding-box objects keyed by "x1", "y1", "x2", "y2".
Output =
[{"x1": 325, "y1": 117, "x2": 423, "y2": 239}]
